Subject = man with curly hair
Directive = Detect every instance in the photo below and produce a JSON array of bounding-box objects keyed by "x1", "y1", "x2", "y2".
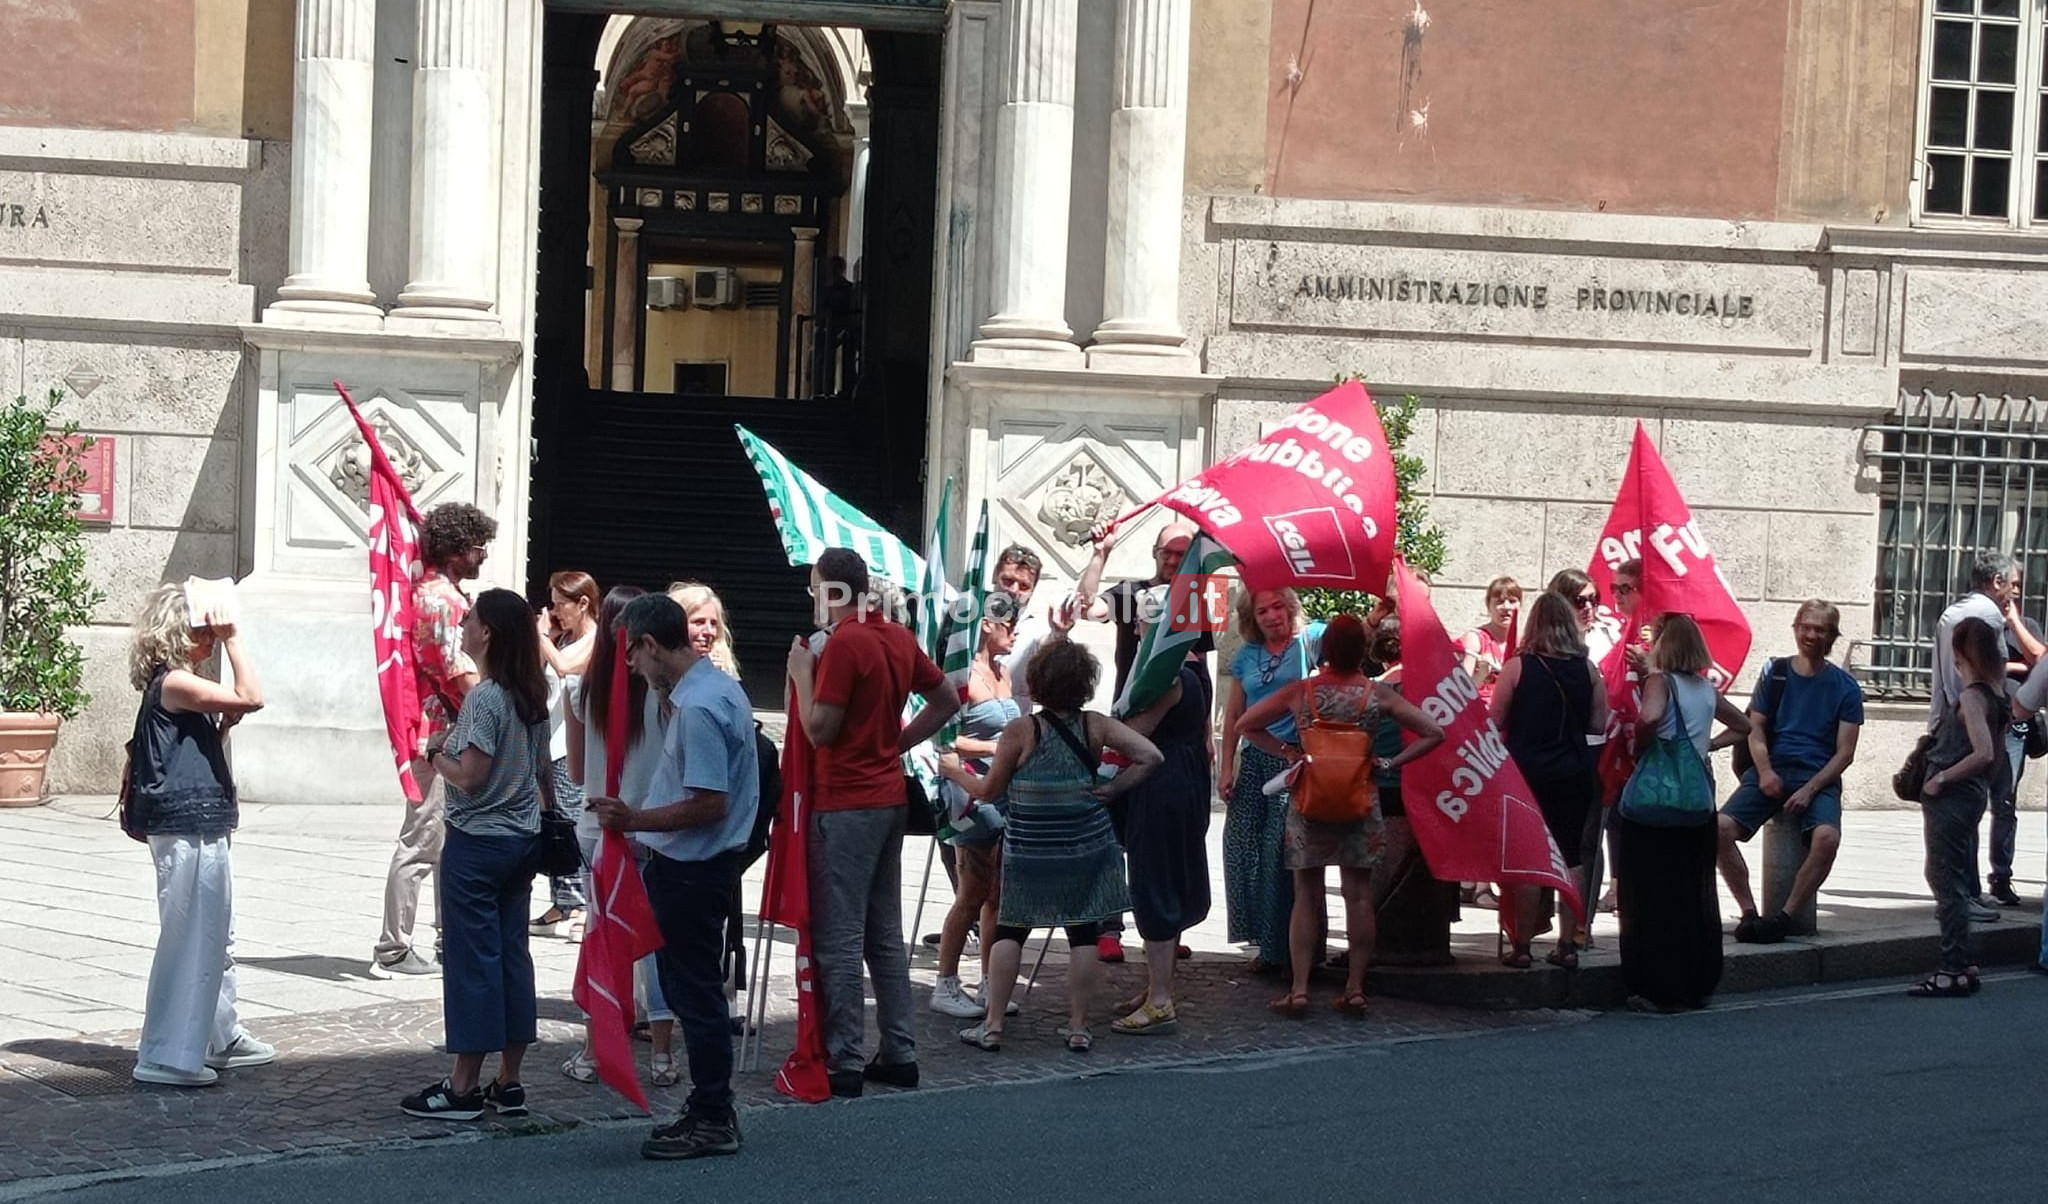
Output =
[{"x1": 372, "y1": 502, "x2": 498, "y2": 977}]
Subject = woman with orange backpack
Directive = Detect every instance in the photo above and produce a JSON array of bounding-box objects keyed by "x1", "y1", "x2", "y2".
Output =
[{"x1": 1236, "y1": 614, "x2": 1443, "y2": 1016}]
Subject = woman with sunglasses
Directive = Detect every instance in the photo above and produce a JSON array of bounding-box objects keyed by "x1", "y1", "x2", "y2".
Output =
[
  {"x1": 1489, "y1": 590, "x2": 1609, "y2": 969},
  {"x1": 1220, "y1": 587, "x2": 1324, "y2": 975}
]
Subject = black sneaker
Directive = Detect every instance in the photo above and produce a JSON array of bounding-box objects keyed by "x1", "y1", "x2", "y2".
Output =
[
  {"x1": 483, "y1": 1079, "x2": 527, "y2": 1117},
  {"x1": 1990, "y1": 882, "x2": 2023, "y2": 907},
  {"x1": 862, "y1": 1059, "x2": 918, "y2": 1090},
  {"x1": 642, "y1": 1112, "x2": 741, "y2": 1160},
  {"x1": 827, "y1": 1070, "x2": 863, "y2": 1099},
  {"x1": 1752, "y1": 912, "x2": 1792, "y2": 945},
  {"x1": 401, "y1": 1078, "x2": 484, "y2": 1120},
  {"x1": 1733, "y1": 911, "x2": 1760, "y2": 943}
]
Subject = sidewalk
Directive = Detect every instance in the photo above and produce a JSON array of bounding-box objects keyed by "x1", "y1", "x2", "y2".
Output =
[{"x1": 0, "y1": 798, "x2": 2041, "y2": 1193}]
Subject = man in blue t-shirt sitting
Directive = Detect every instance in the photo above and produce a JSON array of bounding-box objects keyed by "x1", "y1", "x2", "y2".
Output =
[{"x1": 1718, "y1": 599, "x2": 1865, "y2": 944}]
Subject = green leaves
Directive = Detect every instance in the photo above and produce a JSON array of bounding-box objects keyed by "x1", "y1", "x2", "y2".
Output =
[
  {"x1": 0, "y1": 390, "x2": 105, "y2": 718},
  {"x1": 1299, "y1": 387, "x2": 1446, "y2": 621}
]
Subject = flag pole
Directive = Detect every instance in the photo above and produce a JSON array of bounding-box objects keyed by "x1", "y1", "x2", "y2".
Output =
[{"x1": 742, "y1": 917, "x2": 776, "y2": 1072}]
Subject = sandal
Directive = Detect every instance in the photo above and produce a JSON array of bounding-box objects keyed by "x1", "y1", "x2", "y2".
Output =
[
  {"x1": 1332, "y1": 991, "x2": 1369, "y2": 1016},
  {"x1": 1546, "y1": 947, "x2": 1580, "y2": 970},
  {"x1": 958, "y1": 1022, "x2": 1002, "y2": 1052},
  {"x1": 1963, "y1": 966, "x2": 1983, "y2": 995},
  {"x1": 1060, "y1": 1027, "x2": 1094, "y2": 1053},
  {"x1": 1906, "y1": 971, "x2": 1974, "y2": 998},
  {"x1": 1500, "y1": 948, "x2": 1533, "y2": 970},
  {"x1": 1111, "y1": 1001, "x2": 1178, "y2": 1036},
  {"x1": 1471, "y1": 885, "x2": 1500, "y2": 910},
  {"x1": 1267, "y1": 991, "x2": 1310, "y2": 1017},
  {"x1": 648, "y1": 1053, "x2": 680, "y2": 1087}
]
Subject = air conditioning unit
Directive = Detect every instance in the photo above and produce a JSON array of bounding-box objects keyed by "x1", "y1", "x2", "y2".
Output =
[
  {"x1": 646, "y1": 275, "x2": 687, "y2": 309},
  {"x1": 692, "y1": 266, "x2": 739, "y2": 309}
]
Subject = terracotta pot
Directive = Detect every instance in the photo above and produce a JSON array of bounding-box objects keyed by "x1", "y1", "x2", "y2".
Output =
[{"x1": 0, "y1": 712, "x2": 62, "y2": 808}]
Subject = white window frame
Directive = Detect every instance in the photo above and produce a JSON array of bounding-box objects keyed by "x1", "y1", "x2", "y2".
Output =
[{"x1": 1912, "y1": 0, "x2": 2048, "y2": 228}]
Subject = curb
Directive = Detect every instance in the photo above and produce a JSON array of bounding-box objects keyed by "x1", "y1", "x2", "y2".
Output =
[{"x1": 1364, "y1": 916, "x2": 2043, "y2": 1010}]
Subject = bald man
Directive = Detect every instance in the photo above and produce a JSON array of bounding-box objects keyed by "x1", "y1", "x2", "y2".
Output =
[{"x1": 1070, "y1": 518, "x2": 1213, "y2": 704}]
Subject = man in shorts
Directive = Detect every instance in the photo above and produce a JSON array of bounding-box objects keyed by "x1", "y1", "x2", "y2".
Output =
[{"x1": 1718, "y1": 600, "x2": 1865, "y2": 944}]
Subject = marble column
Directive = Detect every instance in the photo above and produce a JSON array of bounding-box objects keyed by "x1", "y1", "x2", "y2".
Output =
[
  {"x1": 391, "y1": 0, "x2": 502, "y2": 323},
  {"x1": 266, "y1": 0, "x2": 380, "y2": 326},
  {"x1": 790, "y1": 226, "x2": 820, "y2": 398},
  {"x1": 609, "y1": 218, "x2": 643, "y2": 390},
  {"x1": 970, "y1": 0, "x2": 1083, "y2": 363},
  {"x1": 845, "y1": 102, "x2": 872, "y2": 280},
  {"x1": 1089, "y1": 0, "x2": 1196, "y2": 370}
]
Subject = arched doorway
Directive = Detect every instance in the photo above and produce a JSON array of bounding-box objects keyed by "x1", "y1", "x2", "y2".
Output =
[{"x1": 529, "y1": 10, "x2": 939, "y2": 701}]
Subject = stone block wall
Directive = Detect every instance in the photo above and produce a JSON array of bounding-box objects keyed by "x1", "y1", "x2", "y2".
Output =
[{"x1": 0, "y1": 127, "x2": 285, "y2": 793}]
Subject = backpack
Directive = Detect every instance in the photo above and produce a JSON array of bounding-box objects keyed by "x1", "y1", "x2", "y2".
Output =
[
  {"x1": 1292, "y1": 685, "x2": 1377, "y2": 824},
  {"x1": 1731, "y1": 657, "x2": 1790, "y2": 780},
  {"x1": 743, "y1": 722, "x2": 780, "y2": 868}
]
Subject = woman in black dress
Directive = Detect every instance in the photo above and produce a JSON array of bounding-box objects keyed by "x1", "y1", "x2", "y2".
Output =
[
  {"x1": 1110, "y1": 661, "x2": 1214, "y2": 1036},
  {"x1": 1489, "y1": 591, "x2": 1608, "y2": 968},
  {"x1": 1616, "y1": 614, "x2": 1749, "y2": 1012}
]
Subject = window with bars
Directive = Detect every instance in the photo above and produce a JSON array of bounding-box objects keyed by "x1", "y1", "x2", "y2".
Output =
[
  {"x1": 1866, "y1": 388, "x2": 2048, "y2": 698},
  {"x1": 1917, "y1": 0, "x2": 2048, "y2": 224}
]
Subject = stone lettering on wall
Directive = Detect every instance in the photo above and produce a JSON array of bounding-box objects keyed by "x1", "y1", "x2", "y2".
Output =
[
  {"x1": 1236, "y1": 242, "x2": 1822, "y2": 353},
  {"x1": 0, "y1": 171, "x2": 239, "y2": 273},
  {"x1": 0, "y1": 202, "x2": 50, "y2": 228}
]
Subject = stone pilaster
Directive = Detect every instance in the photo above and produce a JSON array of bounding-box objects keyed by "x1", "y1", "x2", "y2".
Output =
[
  {"x1": 266, "y1": 0, "x2": 380, "y2": 327},
  {"x1": 390, "y1": 0, "x2": 502, "y2": 325},
  {"x1": 608, "y1": 217, "x2": 643, "y2": 390},
  {"x1": 1089, "y1": 0, "x2": 1197, "y2": 371},
  {"x1": 791, "y1": 226, "x2": 820, "y2": 397},
  {"x1": 970, "y1": 0, "x2": 1084, "y2": 364}
]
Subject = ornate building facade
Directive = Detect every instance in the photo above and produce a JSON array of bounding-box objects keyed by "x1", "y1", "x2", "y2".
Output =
[{"x1": 4, "y1": 0, "x2": 2046, "y2": 807}]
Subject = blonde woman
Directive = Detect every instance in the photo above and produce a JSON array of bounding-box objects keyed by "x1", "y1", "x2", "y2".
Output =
[
  {"x1": 126, "y1": 584, "x2": 271, "y2": 1087},
  {"x1": 1220, "y1": 587, "x2": 1324, "y2": 974},
  {"x1": 668, "y1": 581, "x2": 741, "y2": 678}
]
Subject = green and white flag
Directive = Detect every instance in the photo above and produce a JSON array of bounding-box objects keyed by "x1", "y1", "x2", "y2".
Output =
[
  {"x1": 937, "y1": 499, "x2": 993, "y2": 687},
  {"x1": 735, "y1": 424, "x2": 926, "y2": 589},
  {"x1": 1113, "y1": 532, "x2": 1237, "y2": 719},
  {"x1": 903, "y1": 481, "x2": 953, "y2": 819}
]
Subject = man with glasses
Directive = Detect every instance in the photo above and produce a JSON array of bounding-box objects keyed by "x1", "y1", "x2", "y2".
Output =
[
  {"x1": 372, "y1": 502, "x2": 497, "y2": 978},
  {"x1": 1929, "y1": 551, "x2": 2042, "y2": 917}
]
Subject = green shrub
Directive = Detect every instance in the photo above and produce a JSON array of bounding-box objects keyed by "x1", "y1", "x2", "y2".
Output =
[{"x1": 0, "y1": 391, "x2": 105, "y2": 718}]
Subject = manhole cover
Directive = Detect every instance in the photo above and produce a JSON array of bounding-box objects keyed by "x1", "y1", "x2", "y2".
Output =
[{"x1": 5, "y1": 1060, "x2": 135, "y2": 1099}]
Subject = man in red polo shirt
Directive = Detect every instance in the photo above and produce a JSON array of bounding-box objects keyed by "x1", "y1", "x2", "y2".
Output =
[{"x1": 786, "y1": 548, "x2": 958, "y2": 1099}]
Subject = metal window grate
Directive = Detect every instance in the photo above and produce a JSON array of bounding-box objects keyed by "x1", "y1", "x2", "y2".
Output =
[{"x1": 1866, "y1": 386, "x2": 2048, "y2": 699}]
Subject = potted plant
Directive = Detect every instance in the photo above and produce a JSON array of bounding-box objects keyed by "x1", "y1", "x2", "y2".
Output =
[{"x1": 0, "y1": 389, "x2": 104, "y2": 807}]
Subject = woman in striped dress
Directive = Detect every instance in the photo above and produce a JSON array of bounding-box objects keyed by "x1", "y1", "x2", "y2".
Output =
[{"x1": 939, "y1": 639, "x2": 1162, "y2": 1053}]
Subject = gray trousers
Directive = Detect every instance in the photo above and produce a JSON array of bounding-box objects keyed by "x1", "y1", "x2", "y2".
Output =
[
  {"x1": 1923, "y1": 786, "x2": 1989, "y2": 974},
  {"x1": 375, "y1": 764, "x2": 445, "y2": 963},
  {"x1": 808, "y1": 805, "x2": 917, "y2": 1073}
]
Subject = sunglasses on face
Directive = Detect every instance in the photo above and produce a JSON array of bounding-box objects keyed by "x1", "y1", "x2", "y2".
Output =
[
  {"x1": 1613, "y1": 582, "x2": 1638, "y2": 598},
  {"x1": 1573, "y1": 594, "x2": 1599, "y2": 610}
]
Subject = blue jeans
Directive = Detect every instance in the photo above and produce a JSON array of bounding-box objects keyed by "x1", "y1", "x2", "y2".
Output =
[
  {"x1": 644, "y1": 849, "x2": 743, "y2": 1120},
  {"x1": 440, "y1": 826, "x2": 539, "y2": 1054}
]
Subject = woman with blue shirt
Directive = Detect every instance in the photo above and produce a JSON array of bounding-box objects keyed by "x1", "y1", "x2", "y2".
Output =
[{"x1": 1220, "y1": 587, "x2": 1324, "y2": 973}]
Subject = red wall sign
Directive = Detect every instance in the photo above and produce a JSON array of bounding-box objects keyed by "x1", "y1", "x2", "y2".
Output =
[{"x1": 45, "y1": 434, "x2": 114, "y2": 524}]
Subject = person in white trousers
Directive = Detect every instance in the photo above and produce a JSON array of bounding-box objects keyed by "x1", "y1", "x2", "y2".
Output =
[{"x1": 125, "y1": 583, "x2": 273, "y2": 1087}]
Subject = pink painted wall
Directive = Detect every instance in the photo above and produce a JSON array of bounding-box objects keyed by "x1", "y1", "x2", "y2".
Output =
[
  {"x1": 0, "y1": 0, "x2": 197, "y2": 132},
  {"x1": 1266, "y1": 0, "x2": 1791, "y2": 219}
]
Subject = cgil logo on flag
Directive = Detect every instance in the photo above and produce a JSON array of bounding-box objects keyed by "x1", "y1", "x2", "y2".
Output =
[{"x1": 1262, "y1": 507, "x2": 1356, "y2": 581}]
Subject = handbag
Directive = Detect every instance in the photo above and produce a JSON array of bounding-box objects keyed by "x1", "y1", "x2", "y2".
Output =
[
  {"x1": 1617, "y1": 677, "x2": 1715, "y2": 827},
  {"x1": 536, "y1": 807, "x2": 582, "y2": 877},
  {"x1": 112, "y1": 671, "x2": 161, "y2": 844},
  {"x1": 1293, "y1": 685, "x2": 1377, "y2": 824}
]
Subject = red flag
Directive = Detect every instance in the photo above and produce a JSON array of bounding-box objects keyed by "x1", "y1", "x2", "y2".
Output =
[
  {"x1": 1395, "y1": 561, "x2": 1583, "y2": 923},
  {"x1": 339, "y1": 383, "x2": 425, "y2": 803},
  {"x1": 1584, "y1": 424, "x2": 1754, "y2": 799},
  {"x1": 571, "y1": 637, "x2": 663, "y2": 1113},
  {"x1": 1149, "y1": 380, "x2": 1397, "y2": 591},
  {"x1": 759, "y1": 701, "x2": 830, "y2": 1103}
]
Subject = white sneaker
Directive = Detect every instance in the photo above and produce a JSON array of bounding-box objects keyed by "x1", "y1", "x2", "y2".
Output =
[
  {"x1": 963, "y1": 931, "x2": 981, "y2": 956},
  {"x1": 133, "y1": 1062, "x2": 218, "y2": 1087},
  {"x1": 562, "y1": 1047, "x2": 599, "y2": 1083},
  {"x1": 928, "y1": 975, "x2": 986, "y2": 1018},
  {"x1": 368, "y1": 950, "x2": 438, "y2": 979},
  {"x1": 205, "y1": 1034, "x2": 277, "y2": 1069}
]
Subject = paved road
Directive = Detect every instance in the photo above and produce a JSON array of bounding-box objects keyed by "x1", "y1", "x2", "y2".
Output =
[{"x1": 45, "y1": 972, "x2": 2047, "y2": 1204}]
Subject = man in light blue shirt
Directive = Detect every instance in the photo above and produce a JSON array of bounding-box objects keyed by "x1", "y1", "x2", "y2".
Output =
[{"x1": 589, "y1": 594, "x2": 757, "y2": 1161}]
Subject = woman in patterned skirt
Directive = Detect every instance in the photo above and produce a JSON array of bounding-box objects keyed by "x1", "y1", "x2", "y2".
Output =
[
  {"x1": 1220, "y1": 587, "x2": 1324, "y2": 974},
  {"x1": 940, "y1": 639, "x2": 1162, "y2": 1053},
  {"x1": 1237, "y1": 615, "x2": 1442, "y2": 1015}
]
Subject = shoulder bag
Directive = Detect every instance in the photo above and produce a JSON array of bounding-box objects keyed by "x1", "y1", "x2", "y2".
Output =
[
  {"x1": 112, "y1": 671, "x2": 162, "y2": 844},
  {"x1": 534, "y1": 725, "x2": 583, "y2": 877},
  {"x1": 1292, "y1": 685, "x2": 1377, "y2": 824},
  {"x1": 1617, "y1": 677, "x2": 1715, "y2": 827}
]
